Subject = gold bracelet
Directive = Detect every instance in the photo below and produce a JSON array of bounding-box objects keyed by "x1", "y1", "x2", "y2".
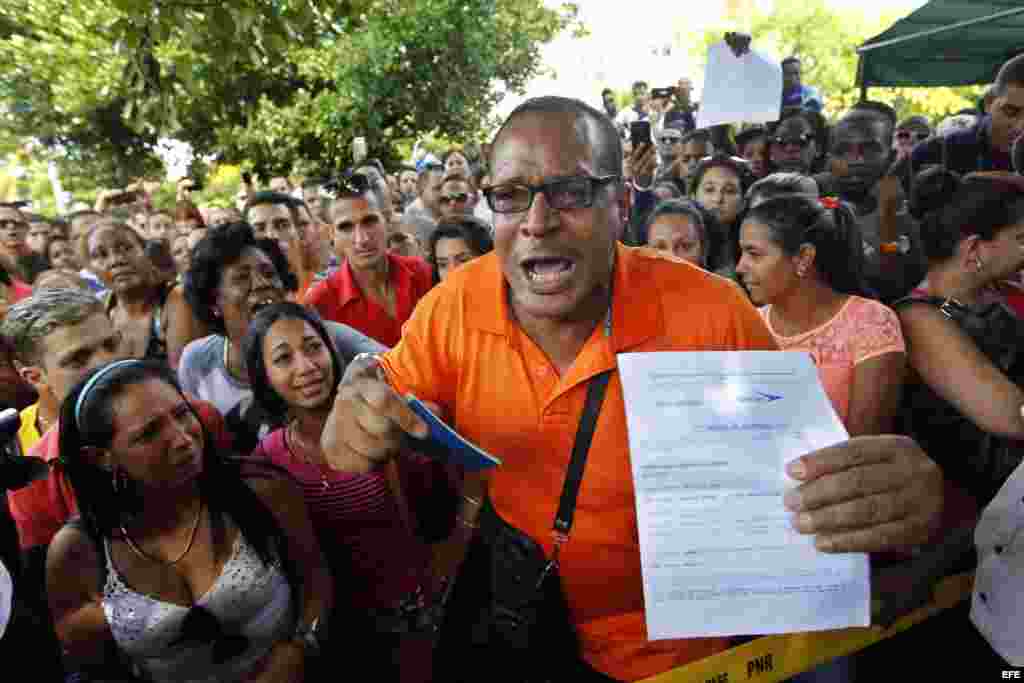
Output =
[{"x1": 461, "y1": 494, "x2": 483, "y2": 508}]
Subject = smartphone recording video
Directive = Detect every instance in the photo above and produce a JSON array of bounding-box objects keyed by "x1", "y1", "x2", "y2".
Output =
[{"x1": 630, "y1": 120, "x2": 652, "y2": 149}]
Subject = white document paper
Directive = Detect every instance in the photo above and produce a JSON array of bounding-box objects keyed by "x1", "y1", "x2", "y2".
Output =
[
  {"x1": 617, "y1": 351, "x2": 870, "y2": 639},
  {"x1": 696, "y1": 41, "x2": 782, "y2": 130}
]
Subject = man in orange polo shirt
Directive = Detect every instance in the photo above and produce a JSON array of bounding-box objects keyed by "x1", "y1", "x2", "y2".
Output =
[
  {"x1": 305, "y1": 176, "x2": 432, "y2": 346},
  {"x1": 319, "y1": 98, "x2": 945, "y2": 681}
]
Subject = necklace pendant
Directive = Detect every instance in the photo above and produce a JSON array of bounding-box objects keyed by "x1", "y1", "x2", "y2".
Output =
[{"x1": 321, "y1": 473, "x2": 329, "y2": 490}]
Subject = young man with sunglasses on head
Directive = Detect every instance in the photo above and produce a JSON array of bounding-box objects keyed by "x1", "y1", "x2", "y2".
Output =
[{"x1": 305, "y1": 176, "x2": 432, "y2": 347}]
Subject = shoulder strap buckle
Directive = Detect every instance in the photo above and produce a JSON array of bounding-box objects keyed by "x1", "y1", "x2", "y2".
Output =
[{"x1": 939, "y1": 297, "x2": 965, "y2": 320}]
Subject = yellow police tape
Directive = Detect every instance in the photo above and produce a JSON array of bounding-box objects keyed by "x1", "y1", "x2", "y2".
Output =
[{"x1": 640, "y1": 572, "x2": 974, "y2": 683}]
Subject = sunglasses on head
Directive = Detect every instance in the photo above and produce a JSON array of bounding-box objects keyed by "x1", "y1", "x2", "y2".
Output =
[
  {"x1": 323, "y1": 172, "x2": 372, "y2": 197},
  {"x1": 699, "y1": 154, "x2": 750, "y2": 166},
  {"x1": 771, "y1": 133, "x2": 813, "y2": 148},
  {"x1": 172, "y1": 605, "x2": 249, "y2": 664}
]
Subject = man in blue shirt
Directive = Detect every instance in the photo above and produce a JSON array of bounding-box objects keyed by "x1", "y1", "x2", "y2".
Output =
[
  {"x1": 911, "y1": 54, "x2": 1024, "y2": 175},
  {"x1": 781, "y1": 56, "x2": 824, "y2": 114}
]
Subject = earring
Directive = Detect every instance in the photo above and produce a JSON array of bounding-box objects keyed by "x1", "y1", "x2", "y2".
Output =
[
  {"x1": 112, "y1": 466, "x2": 127, "y2": 495},
  {"x1": 975, "y1": 259, "x2": 984, "y2": 273}
]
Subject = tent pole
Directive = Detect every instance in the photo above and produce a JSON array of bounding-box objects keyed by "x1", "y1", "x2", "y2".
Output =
[
  {"x1": 858, "y1": 6, "x2": 1024, "y2": 54},
  {"x1": 855, "y1": 54, "x2": 868, "y2": 102}
]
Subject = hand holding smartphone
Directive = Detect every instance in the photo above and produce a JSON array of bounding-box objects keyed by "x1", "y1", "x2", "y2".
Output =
[{"x1": 630, "y1": 120, "x2": 652, "y2": 150}]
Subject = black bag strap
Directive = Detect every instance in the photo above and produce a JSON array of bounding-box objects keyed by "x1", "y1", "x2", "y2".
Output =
[
  {"x1": 891, "y1": 295, "x2": 969, "y2": 322},
  {"x1": 552, "y1": 370, "x2": 613, "y2": 541}
]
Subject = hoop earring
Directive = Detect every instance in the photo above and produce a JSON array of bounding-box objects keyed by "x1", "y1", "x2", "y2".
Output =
[
  {"x1": 111, "y1": 465, "x2": 144, "y2": 522},
  {"x1": 112, "y1": 466, "x2": 128, "y2": 495}
]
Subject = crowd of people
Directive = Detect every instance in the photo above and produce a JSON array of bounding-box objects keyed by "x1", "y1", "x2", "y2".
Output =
[{"x1": 0, "y1": 36, "x2": 1022, "y2": 683}]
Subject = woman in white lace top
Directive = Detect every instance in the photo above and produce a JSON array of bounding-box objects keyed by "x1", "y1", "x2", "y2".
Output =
[{"x1": 46, "y1": 359, "x2": 332, "y2": 682}]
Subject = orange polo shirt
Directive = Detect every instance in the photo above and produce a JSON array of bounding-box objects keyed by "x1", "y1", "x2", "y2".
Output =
[
  {"x1": 380, "y1": 245, "x2": 777, "y2": 681},
  {"x1": 305, "y1": 253, "x2": 432, "y2": 347}
]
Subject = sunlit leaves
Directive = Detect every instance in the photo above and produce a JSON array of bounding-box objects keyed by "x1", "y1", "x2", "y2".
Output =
[
  {"x1": 218, "y1": 0, "x2": 578, "y2": 174},
  {"x1": 683, "y1": 0, "x2": 981, "y2": 123},
  {"x1": 0, "y1": 0, "x2": 577, "y2": 190}
]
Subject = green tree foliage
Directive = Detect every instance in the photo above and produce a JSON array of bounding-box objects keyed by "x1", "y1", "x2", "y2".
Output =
[
  {"x1": 685, "y1": 0, "x2": 983, "y2": 123},
  {"x1": 0, "y1": 0, "x2": 578, "y2": 196},
  {"x1": 219, "y1": 0, "x2": 580, "y2": 176}
]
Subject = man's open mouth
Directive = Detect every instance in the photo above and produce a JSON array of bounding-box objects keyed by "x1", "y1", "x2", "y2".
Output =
[{"x1": 522, "y1": 257, "x2": 576, "y2": 288}]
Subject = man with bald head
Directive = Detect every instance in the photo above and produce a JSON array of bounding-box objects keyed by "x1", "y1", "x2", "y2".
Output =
[{"x1": 319, "y1": 97, "x2": 945, "y2": 681}]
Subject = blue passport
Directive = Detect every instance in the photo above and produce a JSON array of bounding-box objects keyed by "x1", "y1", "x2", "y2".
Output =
[{"x1": 405, "y1": 396, "x2": 502, "y2": 471}]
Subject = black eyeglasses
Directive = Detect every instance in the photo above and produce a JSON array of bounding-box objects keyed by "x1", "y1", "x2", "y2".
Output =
[
  {"x1": 172, "y1": 605, "x2": 249, "y2": 664},
  {"x1": 482, "y1": 175, "x2": 620, "y2": 214},
  {"x1": 658, "y1": 135, "x2": 683, "y2": 144},
  {"x1": 771, "y1": 134, "x2": 813, "y2": 148},
  {"x1": 440, "y1": 192, "x2": 470, "y2": 205}
]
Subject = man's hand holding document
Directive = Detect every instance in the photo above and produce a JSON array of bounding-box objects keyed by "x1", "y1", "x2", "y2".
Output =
[{"x1": 617, "y1": 351, "x2": 870, "y2": 639}]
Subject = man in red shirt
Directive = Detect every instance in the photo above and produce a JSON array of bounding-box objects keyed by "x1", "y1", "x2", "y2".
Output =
[{"x1": 305, "y1": 176, "x2": 432, "y2": 346}]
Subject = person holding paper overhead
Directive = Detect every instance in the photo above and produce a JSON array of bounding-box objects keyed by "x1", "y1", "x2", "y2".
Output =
[{"x1": 319, "y1": 96, "x2": 945, "y2": 682}]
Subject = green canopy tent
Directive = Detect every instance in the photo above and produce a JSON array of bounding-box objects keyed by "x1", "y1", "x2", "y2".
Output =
[{"x1": 856, "y1": 0, "x2": 1024, "y2": 96}]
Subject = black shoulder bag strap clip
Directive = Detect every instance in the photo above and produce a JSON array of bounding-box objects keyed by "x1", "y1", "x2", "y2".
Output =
[{"x1": 536, "y1": 369, "x2": 613, "y2": 589}]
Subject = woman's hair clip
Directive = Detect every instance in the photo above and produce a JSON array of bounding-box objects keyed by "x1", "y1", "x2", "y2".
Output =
[{"x1": 819, "y1": 196, "x2": 840, "y2": 210}]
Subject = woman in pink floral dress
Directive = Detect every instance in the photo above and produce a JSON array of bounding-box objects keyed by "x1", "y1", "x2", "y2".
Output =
[{"x1": 736, "y1": 194, "x2": 906, "y2": 435}]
